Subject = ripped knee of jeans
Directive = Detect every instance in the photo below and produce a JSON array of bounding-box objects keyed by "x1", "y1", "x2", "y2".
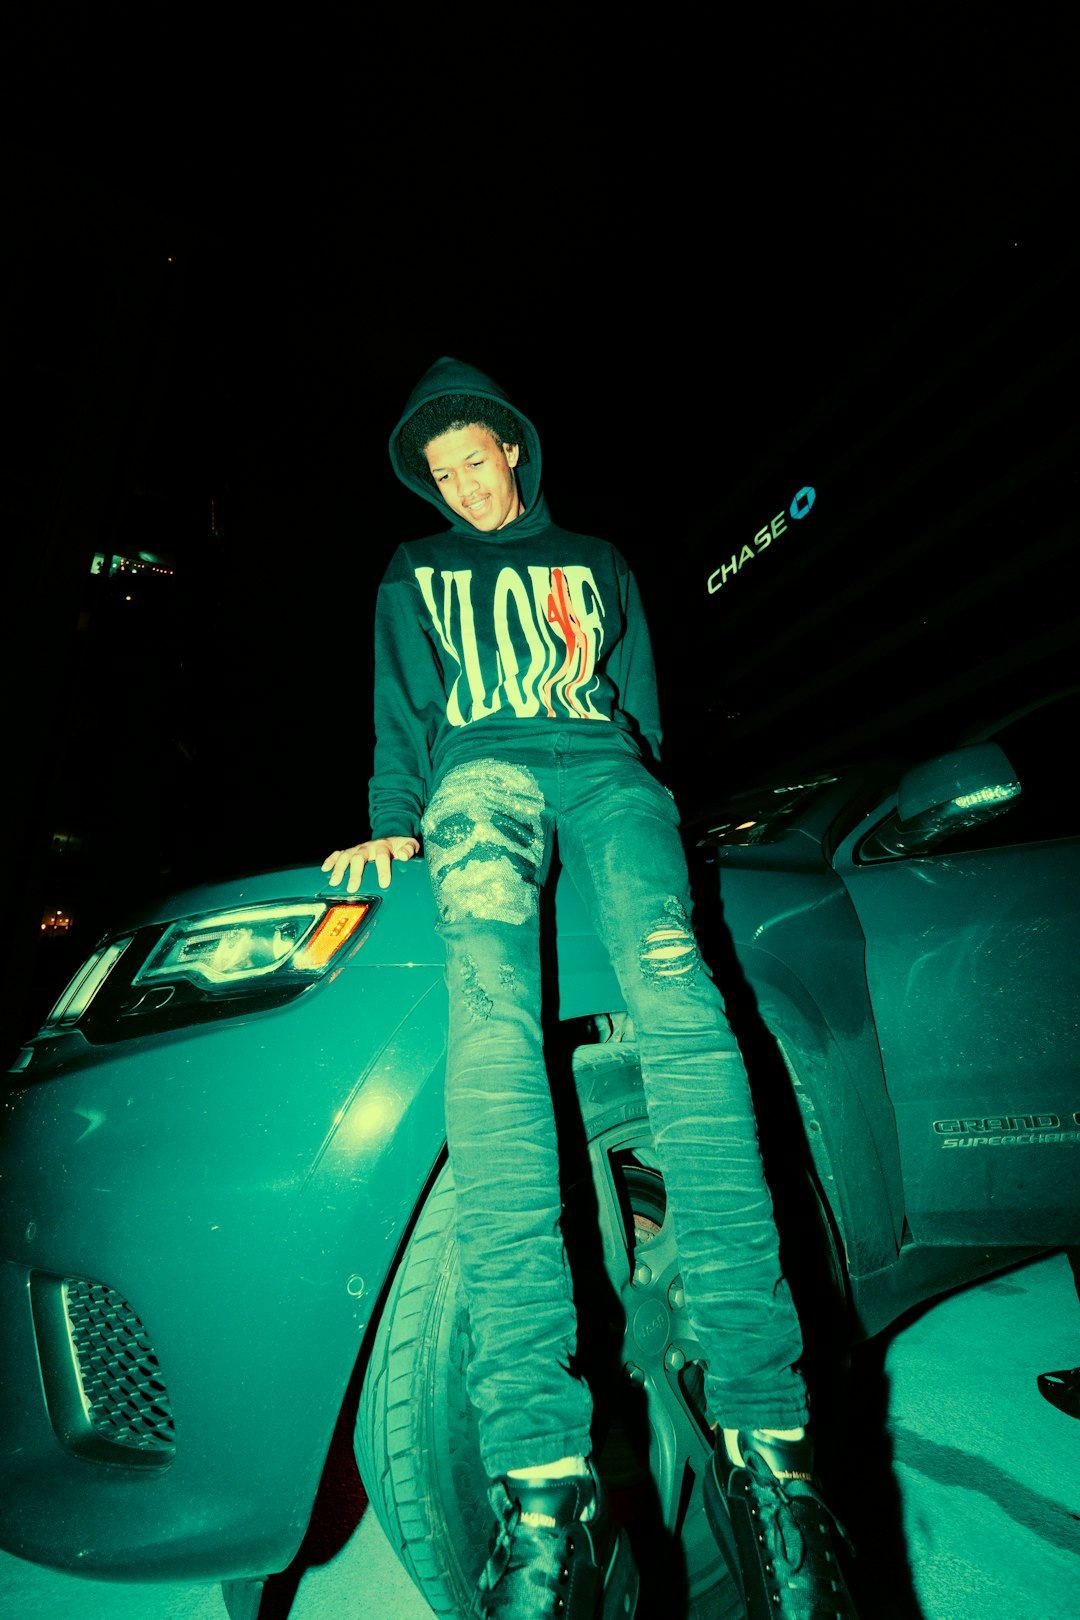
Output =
[
  {"x1": 460, "y1": 954, "x2": 493, "y2": 1020},
  {"x1": 640, "y1": 897, "x2": 699, "y2": 986},
  {"x1": 424, "y1": 760, "x2": 545, "y2": 925}
]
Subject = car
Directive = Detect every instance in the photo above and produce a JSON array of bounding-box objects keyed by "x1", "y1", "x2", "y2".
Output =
[{"x1": 2, "y1": 688, "x2": 1077, "y2": 1620}]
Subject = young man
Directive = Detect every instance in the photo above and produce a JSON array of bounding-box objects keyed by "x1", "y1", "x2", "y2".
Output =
[{"x1": 323, "y1": 357, "x2": 857, "y2": 1620}]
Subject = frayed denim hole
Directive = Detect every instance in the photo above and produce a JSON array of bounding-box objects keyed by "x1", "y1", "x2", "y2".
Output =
[
  {"x1": 640, "y1": 898, "x2": 699, "y2": 986},
  {"x1": 460, "y1": 955, "x2": 493, "y2": 1020}
]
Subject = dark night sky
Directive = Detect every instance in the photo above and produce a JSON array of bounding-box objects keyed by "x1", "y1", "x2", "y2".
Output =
[
  {"x1": 4, "y1": 15, "x2": 1077, "y2": 1043},
  {"x1": 148, "y1": 217, "x2": 1073, "y2": 771},
  {"x1": 15, "y1": 161, "x2": 1078, "y2": 846},
  {"x1": 145, "y1": 230, "x2": 890, "y2": 790}
]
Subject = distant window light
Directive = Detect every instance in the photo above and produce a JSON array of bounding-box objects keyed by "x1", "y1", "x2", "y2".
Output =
[{"x1": 102, "y1": 553, "x2": 176, "y2": 579}]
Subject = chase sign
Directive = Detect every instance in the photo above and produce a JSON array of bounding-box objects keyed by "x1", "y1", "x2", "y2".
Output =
[{"x1": 707, "y1": 485, "x2": 816, "y2": 595}]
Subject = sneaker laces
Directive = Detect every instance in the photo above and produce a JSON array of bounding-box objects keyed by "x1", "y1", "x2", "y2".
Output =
[
  {"x1": 743, "y1": 1450, "x2": 854, "y2": 1579},
  {"x1": 476, "y1": 1482, "x2": 577, "y2": 1618},
  {"x1": 480, "y1": 1483, "x2": 523, "y2": 1592}
]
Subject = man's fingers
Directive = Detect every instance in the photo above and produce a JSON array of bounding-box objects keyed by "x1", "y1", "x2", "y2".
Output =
[
  {"x1": 323, "y1": 838, "x2": 418, "y2": 892},
  {"x1": 322, "y1": 850, "x2": 350, "y2": 888},
  {"x1": 322, "y1": 846, "x2": 366, "y2": 891}
]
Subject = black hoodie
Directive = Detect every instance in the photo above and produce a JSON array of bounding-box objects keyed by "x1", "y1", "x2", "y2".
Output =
[{"x1": 369, "y1": 357, "x2": 662, "y2": 839}]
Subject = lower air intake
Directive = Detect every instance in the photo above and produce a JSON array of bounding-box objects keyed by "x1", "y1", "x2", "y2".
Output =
[{"x1": 63, "y1": 1278, "x2": 177, "y2": 1454}]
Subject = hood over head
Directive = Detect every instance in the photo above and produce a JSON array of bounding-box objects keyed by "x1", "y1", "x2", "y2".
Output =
[{"x1": 388, "y1": 356, "x2": 549, "y2": 538}]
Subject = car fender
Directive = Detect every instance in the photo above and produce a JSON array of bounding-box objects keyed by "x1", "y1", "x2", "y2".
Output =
[
  {"x1": 0, "y1": 961, "x2": 450, "y2": 1580},
  {"x1": 731, "y1": 944, "x2": 902, "y2": 1285}
]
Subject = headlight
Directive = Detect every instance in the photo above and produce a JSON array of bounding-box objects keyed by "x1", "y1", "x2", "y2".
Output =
[
  {"x1": 133, "y1": 902, "x2": 371, "y2": 989},
  {"x1": 40, "y1": 897, "x2": 377, "y2": 1043},
  {"x1": 47, "y1": 938, "x2": 135, "y2": 1022}
]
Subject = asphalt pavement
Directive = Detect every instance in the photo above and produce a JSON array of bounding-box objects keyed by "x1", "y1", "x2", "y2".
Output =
[{"x1": 2, "y1": 1249, "x2": 1078, "y2": 1619}]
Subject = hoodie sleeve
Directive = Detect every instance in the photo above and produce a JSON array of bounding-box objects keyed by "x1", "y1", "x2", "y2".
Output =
[
  {"x1": 367, "y1": 551, "x2": 442, "y2": 839},
  {"x1": 607, "y1": 549, "x2": 664, "y2": 768}
]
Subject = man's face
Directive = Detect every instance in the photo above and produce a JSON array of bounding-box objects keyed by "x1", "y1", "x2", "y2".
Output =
[{"x1": 424, "y1": 424, "x2": 523, "y2": 532}]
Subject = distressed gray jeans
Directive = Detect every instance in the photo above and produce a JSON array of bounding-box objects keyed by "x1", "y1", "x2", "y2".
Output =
[{"x1": 421, "y1": 730, "x2": 808, "y2": 1477}]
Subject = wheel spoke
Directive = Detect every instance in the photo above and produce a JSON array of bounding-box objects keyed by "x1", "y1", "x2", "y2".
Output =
[
  {"x1": 637, "y1": 1206, "x2": 679, "y2": 1279},
  {"x1": 647, "y1": 1363, "x2": 711, "y2": 1531}
]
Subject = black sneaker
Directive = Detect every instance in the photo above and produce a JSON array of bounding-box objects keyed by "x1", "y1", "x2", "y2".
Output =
[
  {"x1": 475, "y1": 1463, "x2": 638, "y2": 1620},
  {"x1": 703, "y1": 1430, "x2": 856, "y2": 1619}
]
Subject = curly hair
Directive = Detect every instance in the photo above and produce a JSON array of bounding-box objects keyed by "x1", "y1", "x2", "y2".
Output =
[{"x1": 398, "y1": 393, "x2": 529, "y2": 480}]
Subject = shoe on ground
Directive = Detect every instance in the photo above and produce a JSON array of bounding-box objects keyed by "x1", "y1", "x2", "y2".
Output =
[
  {"x1": 703, "y1": 1429, "x2": 857, "y2": 1620},
  {"x1": 475, "y1": 1461, "x2": 638, "y2": 1619},
  {"x1": 1037, "y1": 1365, "x2": 1080, "y2": 1418}
]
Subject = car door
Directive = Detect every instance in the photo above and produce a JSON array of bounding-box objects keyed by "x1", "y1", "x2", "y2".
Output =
[{"x1": 833, "y1": 694, "x2": 1080, "y2": 1247}]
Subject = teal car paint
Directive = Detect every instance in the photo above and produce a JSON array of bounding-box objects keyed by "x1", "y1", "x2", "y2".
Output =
[
  {"x1": 0, "y1": 859, "x2": 624, "y2": 1580},
  {"x1": 0, "y1": 691, "x2": 1076, "y2": 1600}
]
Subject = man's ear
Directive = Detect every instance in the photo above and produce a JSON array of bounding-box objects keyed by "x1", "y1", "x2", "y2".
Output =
[{"x1": 504, "y1": 443, "x2": 521, "y2": 469}]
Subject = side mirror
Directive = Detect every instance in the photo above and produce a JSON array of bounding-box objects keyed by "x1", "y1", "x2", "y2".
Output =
[{"x1": 862, "y1": 742, "x2": 1021, "y2": 859}]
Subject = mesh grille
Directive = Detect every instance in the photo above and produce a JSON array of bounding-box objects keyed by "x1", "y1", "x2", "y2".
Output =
[{"x1": 63, "y1": 1279, "x2": 176, "y2": 1453}]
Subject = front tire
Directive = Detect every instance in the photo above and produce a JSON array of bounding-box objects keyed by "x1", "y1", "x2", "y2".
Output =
[{"x1": 355, "y1": 1043, "x2": 741, "y2": 1618}]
